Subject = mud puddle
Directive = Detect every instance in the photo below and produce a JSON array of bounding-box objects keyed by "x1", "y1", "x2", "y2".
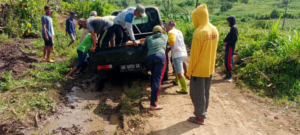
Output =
[{"x1": 25, "y1": 82, "x2": 123, "y2": 135}]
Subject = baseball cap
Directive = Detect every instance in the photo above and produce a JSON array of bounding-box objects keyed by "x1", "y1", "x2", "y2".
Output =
[
  {"x1": 136, "y1": 5, "x2": 146, "y2": 17},
  {"x1": 153, "y1": 25, "x2": 163, "y2": 33},
  {"x1": 78, "y1": 18, "x2": 86, "y2": 30},
  {"x1": 70, "y1": 11, "x2": 77, "y2": 16},
  {"x1": 90, "y1": 11, "x2": 97, "y2": 16}
]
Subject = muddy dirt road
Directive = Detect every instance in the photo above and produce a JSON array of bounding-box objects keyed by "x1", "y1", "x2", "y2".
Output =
[{"x1": 141, "y1": 69, "x2": 300, "y2": 135}]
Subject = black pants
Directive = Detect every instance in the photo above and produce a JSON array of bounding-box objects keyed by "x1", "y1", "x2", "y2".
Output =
[
  {"x1": 97, "y1": 25, "x2": 116, "y2": 48},
  {"x1": 114, "y1": 24, "x2": 128, "y2": 46}
]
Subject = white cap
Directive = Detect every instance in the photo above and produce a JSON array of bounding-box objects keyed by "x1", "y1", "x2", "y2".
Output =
[{"x1": 90, "y1": 11, "x2": 97, "y2": 16}]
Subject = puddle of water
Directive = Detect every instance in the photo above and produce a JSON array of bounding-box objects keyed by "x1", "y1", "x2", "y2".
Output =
[{"x1": 29, "y1": 85, "x2": 122, "y2": 135}]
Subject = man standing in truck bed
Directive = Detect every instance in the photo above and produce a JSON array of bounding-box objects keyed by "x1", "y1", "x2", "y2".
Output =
[
  {"x1": 78, "y1": 17, "x2": 115, "y2": 52},
  {"x1": 113, "y1": 5, "x2": 146, "y2": 46}
]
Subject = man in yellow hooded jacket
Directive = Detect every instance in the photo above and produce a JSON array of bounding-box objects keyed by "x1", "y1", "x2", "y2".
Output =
[{"x1": 186, "y1": 4, "x2": 219, "y2": 125}]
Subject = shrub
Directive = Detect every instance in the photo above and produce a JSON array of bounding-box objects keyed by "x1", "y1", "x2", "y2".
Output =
[
  {"x1": 253, "y1": 20, "x2": 268, "y2": 29},
  {"x1": 178, "y1": 2, "x2": 186, "y2": 7},
  {"x1": 241, "y1": 0, "x2": 249, "y2": 4},
  {"x1": 220, "y1": 2, "x2": 233, "y2": 12},
  {"x1": 241, "y1": 18, "x2": 246, "y2": 22},
  {"x1": 270, "y1": 9, "x2": 280, "y2": 18}
]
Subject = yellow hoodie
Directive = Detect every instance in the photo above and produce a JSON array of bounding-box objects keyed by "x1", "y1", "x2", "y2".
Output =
[{"x1": 186, "y1": 4, "x2": 219, "y2": 78}]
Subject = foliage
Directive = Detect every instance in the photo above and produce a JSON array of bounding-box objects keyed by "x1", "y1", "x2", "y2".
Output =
[
  {"x1": 178, "y1": 0, "x2": 194, "y2": 7},
  {"x1": 253, "y1": 20, "x2": 268, "y2": 29},
  {"x1": 220, "y1": 1, "x2": 233, "y2": 12},
  {"x1": 3, "y1": 0, "x2": 50, "y2": 37},
  {"x1": 0, "y1": 71, "x2": 13, "y2": 92},
  {"x1": 241, "y1": 0, "x2": 249, "y2": 4},
  {"x1": 61, "y1": 0, "x2": 116, "y2": 18},
  {"x1": 235, "y1": 19, "x2": 300, "y2": 100},
  {"x1": 270, "y1": 9, "x2": 281, "y2": 18}
]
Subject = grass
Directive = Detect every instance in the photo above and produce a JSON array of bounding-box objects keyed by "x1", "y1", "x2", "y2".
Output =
[
  {"x1": 0, "y1": 11, "x2": 84, "y2": 133},
  {"x1": 0, "y1": 33, "x2": 10, "y2": 45},
  {"x1": 115, "y1": 80, "x2": 147, "y2": 134}
]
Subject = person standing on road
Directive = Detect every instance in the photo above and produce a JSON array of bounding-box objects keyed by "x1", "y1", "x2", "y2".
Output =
[
  {"x1": 223, "y1": 15, "x2": 239, "y2": 82},
  {"x1": 113, "y1": 5, "x2": 146, "y2": 46},
  {"x1": 186, "y1": 4, "x2": 219, "y2": 125},
  {"x1": 50, "y1": 9, "x2": 55, "y2": 51},
  {"x1": 77, "y1": 17, "x2": 114, "y2": 51},
  {"x1": 134, "y1": 26, "x2": 168, "y2": 110},
  {"x1": 166, "y1": 20, "x2": 188, "y2": 94},
  {"x1": 66, "y1": 12, "x2": 77, "y2": 49},
  {"x1": 80, "y1": 11, "x2": 97, "y2": 43},
  {"x1": 41, "y1": 5, "x2": 55, "y2": 63}
]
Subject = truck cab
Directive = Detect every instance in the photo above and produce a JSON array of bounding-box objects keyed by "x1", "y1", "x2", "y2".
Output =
[{"x1": 89, "y1": 6, "x2": 169, "y2": 90}]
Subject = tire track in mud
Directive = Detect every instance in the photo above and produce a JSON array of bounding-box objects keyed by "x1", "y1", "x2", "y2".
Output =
[{"x1": 23, "y1": 72, "x2": 149, "y2": 135}]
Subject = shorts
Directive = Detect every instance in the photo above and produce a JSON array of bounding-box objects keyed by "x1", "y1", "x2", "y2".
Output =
[
  {"x1": 173, "y1": 57, "x2": 186, "y2": 74},
  {"x1": 76, "y1": 49, "x2": 87, "y2": 69},
  {"x1": 44, "y1": 36, "x2": 53, "y2": 46},
  {"x1": 69, "y1": 33, "x2": 76, "y2": 41}
]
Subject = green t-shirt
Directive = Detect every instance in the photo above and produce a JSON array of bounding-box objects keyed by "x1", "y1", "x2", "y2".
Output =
[
  {"x1": 143, "y1": 32, "x2": 168, "y2": 56},
  {"x1": 77, "y1": 33, "x2": 93, "y2": 53}
]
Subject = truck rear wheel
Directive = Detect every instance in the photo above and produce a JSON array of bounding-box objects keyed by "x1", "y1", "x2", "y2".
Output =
[
  {"x1": 96, "y1": 78, "x2": 106, "y2": 91},
  {"x1": 163, "y1": 69, "x2": 169, "y2": 81}
]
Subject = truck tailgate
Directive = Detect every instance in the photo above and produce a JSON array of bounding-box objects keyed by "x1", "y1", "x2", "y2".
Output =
[{"x1": 89, "y1": 45, "x2": 148, "y2": 65}]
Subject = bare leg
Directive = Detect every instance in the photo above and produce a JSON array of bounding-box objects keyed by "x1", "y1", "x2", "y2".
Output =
[
  {"x1": 183, "y1": 62, "x2": 188, "y2": 78},
  {"x1": 65, "y1": 66, "x2": 78, "y2": 78},
  {"x1": 46, "y1": 46, "x2": 52, "y2": 59},
  {"x1": 68, "y1": 40, "x2": 75, "y2": 49},
  {"x1": 43, "y1": 46, "x2": 47, "y2": 59}
]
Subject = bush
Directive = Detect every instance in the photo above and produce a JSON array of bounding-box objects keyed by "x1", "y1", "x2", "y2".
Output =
[
  {"x1": 270, "y1": 9, "x2": 281, "y2": 18},
  {"x1": 220, "y1": 2, "x2": 233, "y2": 12},
  {"x1": 241, "y1": 0, "x2": 249, "y2": 4},
  {"x1": 240, "y1": 18, "x2": 246, "y2": 22},
  {"x1": 253, "y1": 20, "x2": 268, "y2": 29}
]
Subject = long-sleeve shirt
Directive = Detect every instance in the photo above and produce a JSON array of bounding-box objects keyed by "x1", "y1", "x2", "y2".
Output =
[
  {"x1": 223, "y1": 16, "x2": 238, "y2": 47},
  {"x1": 66, "y1": 18, "x2": 76, "y2": 34},
  {"x1": 186, "y1": 4, "x2": 219, "y2": 78},
  {"x1": 142, "y1": 32, "x2": 168, "y2": 56},
  {"x1": 113, "y1": 7, "x2": 136, "y2": 41}
]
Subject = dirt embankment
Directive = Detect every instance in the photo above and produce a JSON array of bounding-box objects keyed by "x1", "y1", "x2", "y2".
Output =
[{"x1": 0, "y1": 39, "x2": 37, "y2": 77}]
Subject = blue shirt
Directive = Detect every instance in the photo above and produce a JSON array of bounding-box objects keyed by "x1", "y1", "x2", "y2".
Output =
[
  {"x1": 41, "y1": 14, "x2": 53, "y2": 38},
  {"x1": 66, "y1": 18, "x2": 76, "y2": 34}
]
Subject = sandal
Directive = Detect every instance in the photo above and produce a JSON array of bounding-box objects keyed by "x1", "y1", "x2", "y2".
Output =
[
  {"x1": 187, "y1": 117, "x2": 205, "y2": 125},
  {"x1": 150, "y1": 105, "x2": 163, "y2": 110}
]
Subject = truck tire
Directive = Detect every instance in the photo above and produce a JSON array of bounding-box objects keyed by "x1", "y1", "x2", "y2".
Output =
[
  {"x1": 163, "y1": 69, "x2": 169, "y2": 81},
  {"x1": 96, "y1": 78, "x2": 105, "y2": 91}
]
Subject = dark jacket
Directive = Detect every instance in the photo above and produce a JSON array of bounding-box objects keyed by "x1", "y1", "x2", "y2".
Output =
[
  {"x1": 66, "y1": 18, "x2": 76, "y2": 34},
  {"x1": 223, "y1": 15, "x2": 238, "y2": 47}
]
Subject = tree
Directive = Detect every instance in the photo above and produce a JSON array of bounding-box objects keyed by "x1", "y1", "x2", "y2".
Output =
[{"x1": 282, "y1": 0, "x2": 289, "y2": 28}]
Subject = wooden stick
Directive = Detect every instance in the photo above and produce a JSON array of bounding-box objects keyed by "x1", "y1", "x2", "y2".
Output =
[
  {"x1": 216, "y1": 51, "x2": 225, "y2": 62},
  {"x1": 255, "y1": 68, "x2": 271, "y2": 81},
  {"x1": 35, "y1": 112, "x2": 39, "y2": 127}
]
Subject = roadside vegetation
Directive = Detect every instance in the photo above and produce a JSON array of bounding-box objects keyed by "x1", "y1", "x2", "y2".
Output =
[{"x1": 0, "y1": 0, "x2": 300, "y2": 134}]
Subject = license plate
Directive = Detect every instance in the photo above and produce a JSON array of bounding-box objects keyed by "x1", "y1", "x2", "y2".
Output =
[{"x1": 120, "y1": 64, "x2": 141, "y2": 71}]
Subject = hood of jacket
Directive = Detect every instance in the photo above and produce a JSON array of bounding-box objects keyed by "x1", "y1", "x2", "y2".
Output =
[
  {"x1": 192, "y1": 4, "x2": 209, "y2": 29},
  {"x1": 153, "y1": 32, "x2": 162, "y2": 38},
  {"x1": 227, "y1": 15, "x2": 236, "y2": 27}
]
